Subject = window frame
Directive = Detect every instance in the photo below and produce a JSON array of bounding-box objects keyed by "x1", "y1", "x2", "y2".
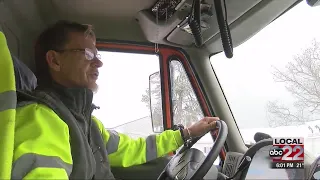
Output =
[
  {"x1": 167, "y1": 55, "x2": 227, "y2": 164},
  {"x1": 167, "y1": 57, "x2": 206, "y2": 126}
]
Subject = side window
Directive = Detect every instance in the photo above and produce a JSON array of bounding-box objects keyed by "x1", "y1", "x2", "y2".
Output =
[
  {"x1": 169, "y1": 60, "x2": 220, "y2": 165},
  {"x1": 92, "y1": 51, "x2": 161, "y2": 138},
  {"x1": 170, "y1": 60, "x2": 203, "y2": 125}
]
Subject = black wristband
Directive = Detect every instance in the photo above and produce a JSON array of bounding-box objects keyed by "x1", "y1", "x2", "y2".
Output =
[
  {"x1": 179, "y1": 128, "x2": 187, "y2": 145},
  {"x1": 176, "y1": 124, "x2": 189, "y2": 147}
]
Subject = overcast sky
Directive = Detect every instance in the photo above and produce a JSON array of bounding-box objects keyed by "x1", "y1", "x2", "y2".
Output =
[{"x1": 92, "y1": 2, "x2": 320, "y2": 132}]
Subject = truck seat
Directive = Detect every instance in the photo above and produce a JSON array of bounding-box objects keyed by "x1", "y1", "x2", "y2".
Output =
[{"x1": 12, "y1": 55, "x2": 37, "y2": 91}]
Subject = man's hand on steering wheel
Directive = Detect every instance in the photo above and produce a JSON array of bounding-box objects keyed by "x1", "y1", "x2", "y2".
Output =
[
  {"x1": 158, "y1": 118, "x2": 227, "y2": 180},
  {"x1": 183, "y1": 117, "x2": 219, "y2": 139}
]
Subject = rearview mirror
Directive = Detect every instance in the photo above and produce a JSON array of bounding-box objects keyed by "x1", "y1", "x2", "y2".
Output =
[{"x1": 148, "y1": 71, "x2": 164, "y2": 133}]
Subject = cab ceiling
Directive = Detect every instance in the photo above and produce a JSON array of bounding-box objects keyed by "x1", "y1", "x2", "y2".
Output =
[{"x1": 1, "y1": 0, "x2": 300, "y2": 65}]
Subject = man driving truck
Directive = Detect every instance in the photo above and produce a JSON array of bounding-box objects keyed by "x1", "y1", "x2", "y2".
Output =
[{"x1": 12, "y1": 20, "x2": 219, "y2": 179}]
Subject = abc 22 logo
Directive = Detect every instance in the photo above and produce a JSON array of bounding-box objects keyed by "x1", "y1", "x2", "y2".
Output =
[{"x1": 269, "y1": 137, "x2": 304, "y2": 169}]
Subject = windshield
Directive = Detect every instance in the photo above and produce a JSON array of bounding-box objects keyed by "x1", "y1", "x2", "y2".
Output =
[{"x1": 210, "y1": 2, "x2": 320, "y2": 157}]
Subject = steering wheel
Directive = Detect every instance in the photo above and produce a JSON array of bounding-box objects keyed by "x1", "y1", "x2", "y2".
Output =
[{"x1": 157, "y1": 120, "x2": 228, "y2": 180}]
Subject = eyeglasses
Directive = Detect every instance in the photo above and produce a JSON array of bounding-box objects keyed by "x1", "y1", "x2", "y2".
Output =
[{"x1": 54, "y1": 48, "x2": 101, "y2": 61}]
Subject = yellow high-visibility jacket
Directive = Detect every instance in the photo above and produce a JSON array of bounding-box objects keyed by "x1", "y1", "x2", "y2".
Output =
[{"x1": 10, "y1": 85, "x2": 184, "y2": 179}]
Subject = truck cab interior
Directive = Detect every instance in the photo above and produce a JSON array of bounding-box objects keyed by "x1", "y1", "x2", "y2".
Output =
[{"x1": 1, "y1": 0, "x2": 320, "y2": 179}]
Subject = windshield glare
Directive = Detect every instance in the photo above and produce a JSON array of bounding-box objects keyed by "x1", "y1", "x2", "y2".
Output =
[{"x1": 210, "y1": 2, "x2": 320, "y2": 157}]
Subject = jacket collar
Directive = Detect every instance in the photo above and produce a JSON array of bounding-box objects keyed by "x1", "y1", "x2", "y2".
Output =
[{"x1": 36, "y1": 81, "x2": 97, "y2": 118}]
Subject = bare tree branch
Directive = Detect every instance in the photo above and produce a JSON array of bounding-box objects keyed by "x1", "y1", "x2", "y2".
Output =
[{"x1": 267, "y1": 39, "x2": 320, "y2": 127}]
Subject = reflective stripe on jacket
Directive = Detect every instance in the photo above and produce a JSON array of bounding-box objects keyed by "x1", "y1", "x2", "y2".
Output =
[
  {"x1": 12, "y1": 102, "x2": 184, "y2": 179},
  {"x1": 92, "y1": 116, "x2": 184, "y2": 167}
]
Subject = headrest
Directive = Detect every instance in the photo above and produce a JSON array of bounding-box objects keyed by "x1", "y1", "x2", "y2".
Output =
[{"x1": 12, "y1": 55, "x2": 37, "y2": 91}]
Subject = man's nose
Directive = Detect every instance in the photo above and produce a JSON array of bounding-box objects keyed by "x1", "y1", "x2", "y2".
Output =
[{"x1": 91, "y1": 58, "x2": 103, "y2": 68}]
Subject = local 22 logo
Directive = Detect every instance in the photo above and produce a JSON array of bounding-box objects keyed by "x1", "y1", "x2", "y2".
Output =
[{"x1": 269, "y1": 137, "x2": 304, "y2": 161}]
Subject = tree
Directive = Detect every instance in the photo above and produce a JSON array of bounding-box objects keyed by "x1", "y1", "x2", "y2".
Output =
[
  {"x1": 267, "y1": 39, "x2": 320, "y2": 127},
  {"x1": 141, "y1": 60, "x2": 203, "y2": 130}
]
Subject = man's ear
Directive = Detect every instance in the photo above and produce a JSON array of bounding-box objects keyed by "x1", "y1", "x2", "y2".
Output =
[{"x1": 46, "y1": 50, "x2": 61, "y2": 71}]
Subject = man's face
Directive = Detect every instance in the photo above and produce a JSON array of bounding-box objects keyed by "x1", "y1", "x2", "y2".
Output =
[{"x1": 47, "y1": 31, "x2": 103, "y2": 92}]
